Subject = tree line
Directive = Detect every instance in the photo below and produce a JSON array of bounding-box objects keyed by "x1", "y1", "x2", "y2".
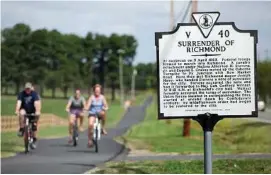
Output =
[
  {"x1": 1, "y1": 23, "x2": 270, "y2": 103},
  {"x1": 1, "y1": 23, "x2": 157, "y2": 100},
  {"x1": 257, "y1": 60, "x2": 271, "y2": 103}
]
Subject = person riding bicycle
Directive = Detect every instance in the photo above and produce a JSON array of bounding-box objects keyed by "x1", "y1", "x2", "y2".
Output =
[
  {"x1": 15, "y1": 82, "x2": 41, "y2": 149},
  {"x1": 65, "y1": 89, "x2": 86, "y2": 143},
  {"x1": 85, "y1": 84, "x2": 109, "y2": 147}
]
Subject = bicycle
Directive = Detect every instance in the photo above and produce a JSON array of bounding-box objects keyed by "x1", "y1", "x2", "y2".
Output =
[
  {"x1": 23, "y1": 113, "x2": 38, "y2": 153},
  {"x1": 88, "y1": 107, "x2": 108, "y2": 153},
  {"x1": 72, "y1": 117, "x2": 79, "y2": 147},
  {"x1": 92, "y1": 115, "x2": 102, "y2": 153}
]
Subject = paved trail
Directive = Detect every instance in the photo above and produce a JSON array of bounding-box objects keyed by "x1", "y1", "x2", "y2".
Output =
[
  {"x1": 1, "y1": 97, "x2": 153, "y2": 174},
  {"x1": 1, "y1": 97, "x2": 270, "y2": 174},
  {"x1": 251, "y1": 109, "x2": 271, "y2": 123}
]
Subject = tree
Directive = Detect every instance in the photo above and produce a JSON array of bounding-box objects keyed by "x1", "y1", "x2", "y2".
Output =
[
  {"x1": 1, "y1": 23, "x2": 32, "y2": 94},
  {"x1": 82, "y1": 32, "x2": 95, "y2": 95},
  {"x1": 1, "y1": 22, "x2": 140, "y2": 100}
]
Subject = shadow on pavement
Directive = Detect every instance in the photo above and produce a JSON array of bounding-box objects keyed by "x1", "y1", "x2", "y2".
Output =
[
  {"x1": 62, "y1": 162, "x2": 96, "y2": 168},
  {"x1": 66, "y1": 149, "x2": 96, "y2": 153}
]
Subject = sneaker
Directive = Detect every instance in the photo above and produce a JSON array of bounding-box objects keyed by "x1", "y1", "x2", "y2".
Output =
[
  {"x1": 102, "y1": 128, "x2": 107, "y2": 135},
  {"x1": 31, "y1": 138, "x2": 37, "y2": 149},
  {"x1": 68, "y1": 136, "x2": 73, "y2": 144},
  {"x1": 88, "y1": 140, "x2": 93, "y2": 148},
  {"x1": 17, "y1": 128, "x2": 24, "y2": 137},
  {"x1": 30, "y1": 142, "x2": 37, "y2": 149}
]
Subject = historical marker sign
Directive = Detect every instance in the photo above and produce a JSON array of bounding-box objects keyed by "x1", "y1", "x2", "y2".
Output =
[{"x1": 155, "y1": 12, "x2": 258, "y2": 119}]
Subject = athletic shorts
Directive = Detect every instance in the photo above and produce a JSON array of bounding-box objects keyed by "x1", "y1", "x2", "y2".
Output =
[
  {"x1": 20, "y1": 108, "x2": 39, "y2": 122},
  {"x1": 70, "y1": 109, "x2": 83, "y2": 117},
  {"x1": 88, "y1": 110, "x2": 103, "y2": 118}
]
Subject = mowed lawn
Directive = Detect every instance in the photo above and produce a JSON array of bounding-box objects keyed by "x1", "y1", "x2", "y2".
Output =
[
  {"x1": 1, "y1": 93, "x2": 149, "y2": 158},
  {"x1": 1, "y1": 95, "x2": 126, "y2": 125},
  {"x1": 91, "y1": 159, "x2": 271, "y2": 174},
  {"x1": 1, "y1": 96, "x2": 68, "y2": 118},
  {"x1": 119, "y1": 96, "x2": 271, "y2": 154}
]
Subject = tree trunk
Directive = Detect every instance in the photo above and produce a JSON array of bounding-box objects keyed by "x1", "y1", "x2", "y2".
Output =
[
  {"x1": 88, "y1": 85, "x2": 91, "y2": 97},
  {"x1": 4, "y1": 86, "x2": 8, "y2": 94},
  {"x1": 15, "y1": 82, "x2": 20, "y2": 95},
  {"x1": 52, "y1": 87, "x2": 56, "y2": 98},
  {"x1": 182, "y1": 119, "x2": 191, "y2": 137},
  {"x1": 63, "y1": 86, "x2": 68, "y2": 98},
  {"x1": 111, "y1": 80, "x2": 116, "y2": 102},
  {"x1": 99, "y1": 51, "x2": 105, "y2": 94},
  {"x1": 40, "y1": 85, "x2": 44, "y2": 97}
]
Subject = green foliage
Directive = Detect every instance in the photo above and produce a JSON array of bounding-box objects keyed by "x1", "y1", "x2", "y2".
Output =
[
  {"x1": 121, "y1": 96, "x2": 271, "y2": 154},
  {"x1": 1, "y1": 23, "x2": 139, "y2": 100},
  {"x1": 257, "y1": 60, "x2": 271, "y2": 101}
]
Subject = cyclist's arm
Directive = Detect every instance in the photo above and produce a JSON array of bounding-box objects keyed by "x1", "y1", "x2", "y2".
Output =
[
  {"x1": 82, "y1": 97, "x2": 87, "y2": 109},
  {"x1": 33, "y1": 92, "x2": 41, "y2": 114},
  {"x1": 85, "y1": 96, "x2": 92, "y2": 110},
  {"x1": 15, "y1": 101, "x2": 22, "y2": 114},
  {"x1": 102, "y1": 96, "x2": 109, "y2": 110},
  {"x1": 66, "y1": 97, "x2": 72, "y2": 112},
  {"x1": 15, "y1": 93, "x2": 22, "y2": 114}
]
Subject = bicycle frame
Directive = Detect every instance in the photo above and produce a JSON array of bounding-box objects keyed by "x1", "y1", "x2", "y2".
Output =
[
  {"x1": 24, "y1": 113, "x2": 36, "y2": 153},
  {"x1": 72, "y1": 117, "x2": 79, "y2": 146},
  {"x1": 87, "y1": 107, "x2": 108, "y2": 153},
  {"x1": 93, "y1": 117, "x2": 101, "y2": 140},
  {"x1": 92, "y1": 115, "x2": 102, "y2": 153}
]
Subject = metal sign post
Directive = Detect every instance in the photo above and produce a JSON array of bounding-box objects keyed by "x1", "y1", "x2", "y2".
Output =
[
  {"x1": 193, "y1": 113, "x2": 223, "y2": 174},
  {"x1": 155, "y1": 11, "x2": 258, "y2": 174}
]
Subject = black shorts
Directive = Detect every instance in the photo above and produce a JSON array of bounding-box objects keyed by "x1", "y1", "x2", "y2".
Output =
[{"x1": 22, "y1": 110, "x2": 39, "y2": 122}]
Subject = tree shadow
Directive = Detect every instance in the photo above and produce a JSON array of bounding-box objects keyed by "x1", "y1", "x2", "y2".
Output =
[
  {"x1": 62, "y1": 162, "x2": 96, "y2": 168},
  {"x1": 226, "y1": 122, "x2": 270, "y2": 135},
  {"x1": 66, "y1": 149, "x2": 95, "y2": 153}
]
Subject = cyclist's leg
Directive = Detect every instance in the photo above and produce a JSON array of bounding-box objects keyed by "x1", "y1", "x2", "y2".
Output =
[
  {"x1": 78, "y1": 110, "x2": 84, "y2": 131},
  {"x1": 68, "y1": 111, "x2": 76, "y2": 143},
  {"x1": 17, "y1": 109, "x2": 26, "y2": 137},
  {"x1": 31, "y1": 115, "x2": 39, "y2": 148},
  {"x1": 32, "y1": 115, "x2": 39, "y2": 140},
  {"x1": 98, "y1": 110, "x2": 107, "y2": 135},
  {"x1": 88, "y1": 113, "x2": 96, "y2": 147}
]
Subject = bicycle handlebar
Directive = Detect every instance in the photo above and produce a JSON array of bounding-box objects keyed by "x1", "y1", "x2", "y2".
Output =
[
  {"x1": 24, "y1": 113, "x2": 39, "y2": 117},
  {"x1": 83, "y1": 107, "x2": 109, "y2": 112}
]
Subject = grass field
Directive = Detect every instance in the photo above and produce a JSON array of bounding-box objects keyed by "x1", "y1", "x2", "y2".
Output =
[
  {"x1": 1, "y1": 92, "x2": 149, "y2": 158},
  {"x1": 91, "y1": 159, "x2": 271, "y2": 174},
  {"x1": 119, "y1": 96, "x2": 271, "y2": 154},
  {"x1": 1, "y1": 96, "x2": 68, "y2": 118},
  {"x1": 2, "y1": 86, "x2": 146, "y2": 100}
]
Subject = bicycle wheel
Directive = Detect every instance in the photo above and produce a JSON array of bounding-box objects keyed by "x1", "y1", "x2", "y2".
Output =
[
  {"x1": 94, "y1": 128, "x2": 98, "y2": 153},
  {"x1": 24, "y1": 126, "x2": 29, "y2": 153},
  {"x1": 73, "y1": 123, "x2": 78, "y2": 147}
]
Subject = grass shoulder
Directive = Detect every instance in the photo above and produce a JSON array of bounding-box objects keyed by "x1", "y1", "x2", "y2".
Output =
[
  {"x1": 118, "y1": 96, "x2": 271, "y2": 155},
  {"x1": 89, "y1": 159, "x2": 271, "y2": 174}
]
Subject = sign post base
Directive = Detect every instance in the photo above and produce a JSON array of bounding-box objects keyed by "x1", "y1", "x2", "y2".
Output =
[{"x1": 193, "y1": 113, "x2": 223, "y2": 174}]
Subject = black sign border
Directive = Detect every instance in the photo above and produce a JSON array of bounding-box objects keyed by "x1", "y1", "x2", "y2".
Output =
[{"x1": 155, "y1": 22, "x2": 258, "y2": 120}]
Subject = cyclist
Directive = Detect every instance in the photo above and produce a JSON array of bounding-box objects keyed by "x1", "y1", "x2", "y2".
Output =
[
  {"x1": 65, "y1": 89, "x2": 86, "y2": 143},
  {"x1": 15, "y1": 82, "x2": 41, "y2": 149},
  {"x1": 85, "y1": 84, "x2": 108, "y2": 147}
]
